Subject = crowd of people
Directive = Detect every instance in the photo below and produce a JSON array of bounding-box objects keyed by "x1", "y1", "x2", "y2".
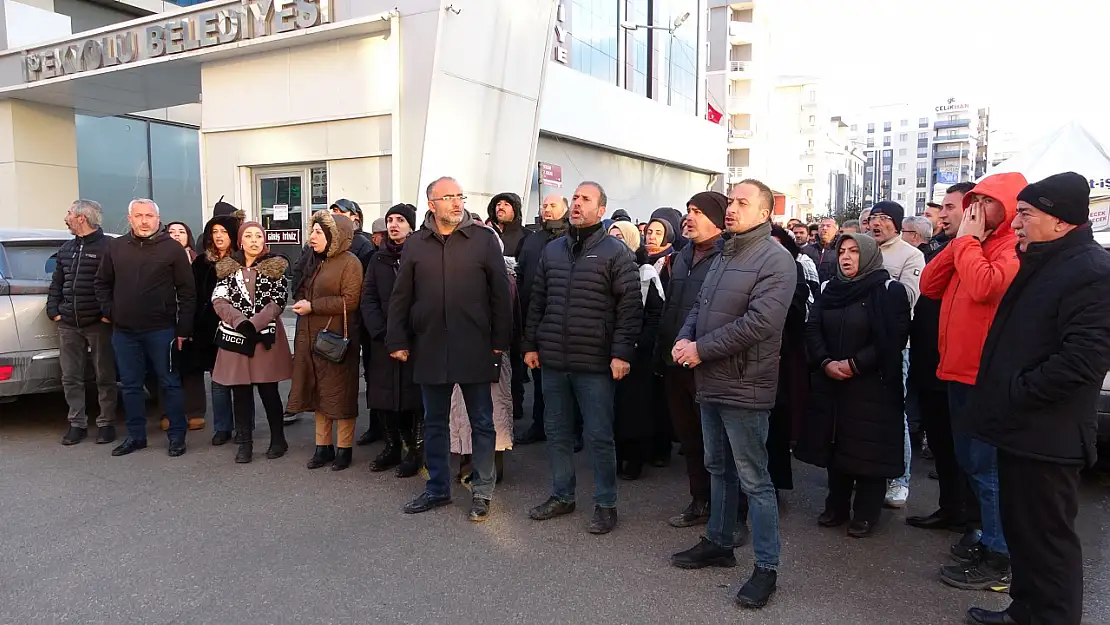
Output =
[{"x1": 44, "y1": 170, "x2": 1110, "y2": 623}]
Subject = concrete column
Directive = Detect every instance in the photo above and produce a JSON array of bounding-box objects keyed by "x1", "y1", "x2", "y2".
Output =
[{"x1": 0, "y1": 99, "x2": 78, "y2": 229}]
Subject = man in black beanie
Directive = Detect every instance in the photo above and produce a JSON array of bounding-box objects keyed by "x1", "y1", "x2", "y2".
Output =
[
  {"x1": 385, "y1": 202, "x2": 417, "y2": 231},
  {"x1": 962, "y1": 172, "x2": 1110, "y2": 625}
]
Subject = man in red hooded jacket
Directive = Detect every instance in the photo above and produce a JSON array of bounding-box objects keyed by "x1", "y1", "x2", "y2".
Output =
[{"x1": 919, "y1": 171, "x2": 1026, "y2": 592}]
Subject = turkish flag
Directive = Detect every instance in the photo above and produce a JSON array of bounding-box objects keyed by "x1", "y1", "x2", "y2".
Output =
[{"x1": 706, "y1": 102, "x2": 723, "y2": 124}]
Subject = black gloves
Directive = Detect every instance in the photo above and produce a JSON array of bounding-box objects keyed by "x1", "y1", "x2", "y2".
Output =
[{"x1": 236, "y1": 320, "x2": 258, "y2": 342}]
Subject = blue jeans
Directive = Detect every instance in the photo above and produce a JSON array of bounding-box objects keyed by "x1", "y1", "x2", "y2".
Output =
[
  {"x1": 701, "y1": 403, "x2": 781, "y2": 570},
  {"x1": 422, "y1": 383, "x2": 497, "y2": 500},
  {"x1": 949, "y1": 382, "x2": 1008, "y2": 555},
  {"x1": 112, "y1": 328, "x2": 184, "y2": 442},
  {"x1": 211, "y1": 379, "x2": 237, "y2": 434},
  {"x1": 894, "y1": 348, "x2": 912, "y2": 489},
  {"x1": 542, "y1": 368, "x2": 617, "y2": 508}
]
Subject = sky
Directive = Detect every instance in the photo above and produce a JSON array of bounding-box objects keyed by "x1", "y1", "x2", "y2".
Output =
[{"x1": 763, "y1": 0, "x2": 1110, "y2": 149}]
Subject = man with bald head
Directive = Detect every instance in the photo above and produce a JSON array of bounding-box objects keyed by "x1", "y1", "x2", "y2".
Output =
[{"x1": 514, "y1": 193, "x2": 571, "y2": 444}]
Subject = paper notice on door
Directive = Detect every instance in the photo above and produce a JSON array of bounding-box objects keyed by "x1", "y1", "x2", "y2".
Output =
[{"x1": 273, "y1": 204, "x2": 289, "y2": 221}]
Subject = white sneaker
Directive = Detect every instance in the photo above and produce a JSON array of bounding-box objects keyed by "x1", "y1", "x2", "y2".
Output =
[
  {"x1": 282, "y1": 412, "x2": 300, "y2": 425},
  {"x1": 885, "y1": 483, "x2": 909, "y2": 509}
]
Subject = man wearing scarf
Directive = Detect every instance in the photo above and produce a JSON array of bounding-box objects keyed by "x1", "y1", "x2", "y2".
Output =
[{"x1": 963, "y1": 173, "x2": 1110, "y2": 625}]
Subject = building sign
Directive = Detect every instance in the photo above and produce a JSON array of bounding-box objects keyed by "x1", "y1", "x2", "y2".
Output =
[
  {"x1": 23, "y1": 0, "x2": 326, "y2": 82},
  {"x1": 552, "y1": 1, "x2": 569, "y2": 64},
  {"x1": 935, "y1": 97, "x2": 969, "y2": 113},
  {"x1": 272, "y1": 204, "x2": 289, "y2": 221},
  {"x1": 937, "y1": 170, "x2": 958, "y2": 184},
  {"x1": 539, "y1": 162, "x2": 563, "y2": 188},
  {"x1": 266, "y1": 229, "x2": 301, "y2": 245},
  {"x1": 1090, "y1": 200, "x2": 1109, "y2": 232}
]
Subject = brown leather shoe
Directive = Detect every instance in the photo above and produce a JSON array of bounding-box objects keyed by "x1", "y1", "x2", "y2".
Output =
[
  {"x1": 160, "y1": 418, "x2": 169, "y2": 432},
  {"x1": 187, "y1": 418, "x2": 207, "y2": 431}
]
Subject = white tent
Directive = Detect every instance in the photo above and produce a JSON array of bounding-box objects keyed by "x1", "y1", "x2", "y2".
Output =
[{"x1": 983, "y1": 121, "x2": 1110, "y2": 231}]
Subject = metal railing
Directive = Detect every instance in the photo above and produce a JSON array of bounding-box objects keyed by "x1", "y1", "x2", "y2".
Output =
[
  {"x1": 933, "y1": 133, "x2": 970, "y2": 142},
  {"x1": 729, "y1": 60, "x2": 754, "y2": 73},
  {"x1": 934, "y1": 119, "x2": 970, "y2": 129},
  {"x1": 934, "y1": 150, "x2": 963, "y2": 159},
  {"x1": 727, "y1": 166, "x2": 746, "y2": 180},
  {"x1": 729, "y1": 129, "x2": 755, "y2": 140}
]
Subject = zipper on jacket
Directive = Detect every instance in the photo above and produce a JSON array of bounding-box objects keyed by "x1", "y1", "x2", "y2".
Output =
[
  {"x1": 71, "y1": 240, "x2": 84, "y2": 317},
  {"x1": 562, "y1": 255, "x2": 577, "y2": 359}
]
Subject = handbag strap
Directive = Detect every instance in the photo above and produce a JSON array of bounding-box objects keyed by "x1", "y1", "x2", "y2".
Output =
[{"x1": 320, "y1": 262, "x2": 351, "y2": 339}]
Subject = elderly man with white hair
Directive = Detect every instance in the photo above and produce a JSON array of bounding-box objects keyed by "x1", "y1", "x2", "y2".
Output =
[
  {"x1": 901, "y1": 215, "x2": 934, "y2": 251},
  {"x1": 95, "y1": 199, "x2": 197, "y2": 457}
]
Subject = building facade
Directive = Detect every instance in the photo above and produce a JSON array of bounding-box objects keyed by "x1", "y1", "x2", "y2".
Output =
[
  {"x1": 0, "y1": 0, "x2": 725, "y2": 240},
  {"x1": 850, "y1": 98, "x2": 989, "y2": 215}
]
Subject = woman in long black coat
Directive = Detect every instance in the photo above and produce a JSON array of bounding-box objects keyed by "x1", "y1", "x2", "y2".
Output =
[
  {"x1": 360, "y1": 204, "x2": 423, "y2": 477},
  {"x1": 608, "y1": 222, "x2": 664, "y2": 480},
  {"x1": 795, "y1": 233, "x2": 910, "y2": 538}
]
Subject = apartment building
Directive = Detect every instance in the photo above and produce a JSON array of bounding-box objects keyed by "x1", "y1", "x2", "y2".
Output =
[{"x1": 851, "y1": 98, "x2": 989, "y2": 214}]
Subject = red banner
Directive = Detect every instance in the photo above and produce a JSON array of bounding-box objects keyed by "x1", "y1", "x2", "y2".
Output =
[{"x1": 706, "y1": 102, "x2": 723, "y2": 124}]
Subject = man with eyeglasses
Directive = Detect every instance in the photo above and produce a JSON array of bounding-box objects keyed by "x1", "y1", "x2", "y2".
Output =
[
  {"x1": 868, "y1": 201, "x2": 926, "y2": 511},
  {"x1": 387, "y1": 176, "x2": 512, "y2": 523}
]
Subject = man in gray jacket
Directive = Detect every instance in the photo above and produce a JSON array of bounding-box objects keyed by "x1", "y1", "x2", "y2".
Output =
[{"x1": 669, "y1": 179, "x2": 797, "y2": 610}]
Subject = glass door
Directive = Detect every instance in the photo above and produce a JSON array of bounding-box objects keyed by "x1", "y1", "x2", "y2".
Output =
[{"x1": 257, "y1": 170, "x2": 306, "y2": 269}]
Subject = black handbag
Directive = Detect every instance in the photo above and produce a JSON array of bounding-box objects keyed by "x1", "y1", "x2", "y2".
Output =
[
  {"x1": 216, "y1": 322, "x2": 256, "y2": 356},
  {"x1": 312, "y1": 305, "x2": 349, "y2": 364}
]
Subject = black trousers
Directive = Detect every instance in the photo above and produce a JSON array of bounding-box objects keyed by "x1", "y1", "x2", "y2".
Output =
[
  {"x1": 920, "y1": 386, "x2": 980, "y2": 523},
  {"x1": 663, "y1": 367, "x2": 709, "y2": 501},
  {"x1": 231, "y1": 383, "x2": 284, "y2": 443},
  {"x1": 997, "y1": 450, "x2": 1083, "y2": 625},
  {"x1": 826, "y1": 470, "x2": 886, "y2": 524}
]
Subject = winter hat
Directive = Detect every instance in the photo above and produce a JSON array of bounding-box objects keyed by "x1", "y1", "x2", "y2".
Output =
[
  {"x1": 385, "y1": 203, "x2": 418, "y2": 231},
  {"x1": 646, "y1": 217, "x2": 674, "y2": 247},
  {"x1": 687, "y1": 191, "x2": 728, "y2": 231},
  {"x1": 370, "y1": 217, "x2": 387, "y2": 234},
  {"x1": 869, "y1": 201, "x2": 905, "y2": 232},
  {"x1": 238, "y1": 221, "x2": 269, "y2": 255},
  {"x1": 213, "y1": 196, "x2": 238, "y2": 217},
  {"x1": 1017, "y1": 172, "x2": 1091, "y2": 226},
  {"x1": 611, "y1": 209, "x2": 632, "y2": 223}
]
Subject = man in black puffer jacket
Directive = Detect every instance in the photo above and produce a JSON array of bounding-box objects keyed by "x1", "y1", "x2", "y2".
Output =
[
  {"x1": 48, "y1": 200, "x2": 118, "y2": 446},
  {"x1": 523, "y1": 181, "x2": 642, "y2": 535},
  {"x1": 963, "y1": 173, "x2": 1110, "y2": 625},
  {"x1": 513, "y1": 193, "x2": 570, "y2": 445}
]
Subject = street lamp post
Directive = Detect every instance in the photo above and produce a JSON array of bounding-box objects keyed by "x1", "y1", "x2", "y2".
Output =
[{"x1": 619, "y1": 11, "x2": 690, "y2": 107}]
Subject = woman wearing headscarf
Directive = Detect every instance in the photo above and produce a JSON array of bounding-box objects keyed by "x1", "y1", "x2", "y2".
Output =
[
  {"x1": 361, "y1": 204, "x2": 424, "y2": 477},
  {"x1": 287, "y1": 211, "x2": 363, "y2": 471},
  {"x1": 189, "y1": 214, "x2": 242, "y2": 444},
  {"x1": 449, "y1": 223, "x2": 519, "y2": 485},
  {"x1": 158, "y1": 221, "x2": 205, "y2": 431},
  {"x1": 795, "y1": 233, "x2": 911, "y2": 538},
  {"x1": 641, "y1": 216, "x2": 677, "y2": 466},
  {"x1": 767, "y1": 226, "x2": 812, "y2": 491},
  {"x1": 607, "y1": 221, "x2": 664, "y2": 480},
  {"x1": 643, "y1": 217, "x2": 676, "y2": 287},
  {"x1": 211, "y1": 222, "x2": 293, "y2": 463}
]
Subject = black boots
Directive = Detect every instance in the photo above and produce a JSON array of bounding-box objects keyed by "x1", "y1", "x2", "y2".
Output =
[
  {"x1": 307, "y1": 445, "x2": 335, "y2": 469},
  {"x1": 396, "y1": 411, "x2": 424, "y2": 478},
  {"x1": 266, "y1": 414, "x2": 288, "y2": 459},
  {"x1": 331, "y1": 447, "x2": 353, "y2": 471},
  {"x1": 235, "y1": 442, "x2": 253, "y2": 464},
  {"x1": 356, "y1": 410, "x2": 383, "y2": 446},
  {"x1": 370, "y1": 411, "x2": 403, "y2": 472}
]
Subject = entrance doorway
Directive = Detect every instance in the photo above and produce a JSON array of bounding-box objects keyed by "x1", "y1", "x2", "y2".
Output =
[{"x1": 254, "y1": 165, "x2": 327, "y2": 270}]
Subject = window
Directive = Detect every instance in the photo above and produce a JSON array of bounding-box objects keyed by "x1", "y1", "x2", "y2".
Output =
[
  {"x1": 0, "y1": 242, "x2": 62, "y2": 281},
  {"x1": 569, "y1": 0, "x2": 619, "y2": 87},
  {"x1": 867, "y1": 123, "x2": 875, "y2": 134},
  {"x1": 807, "y1": 139, "x2": 815, "y2": 149},
  {"x1": 867, "y1": 137, "x2": 874, "y2": 148},
  {"x1": 898, "y1": 163, "x2": 907, "y2": 171},
  {"x1": 808, "y1": 115, "x2": 816, "y2": 125},
  {"x1": 899, "y1": 133, "x2": 908, "y2": 142},
  {"x1": 626, "y1": 0, "x2": 649, "y2": 96},
  {"x1": 897, "y1": 177, "x2": 906, "y2": 186},
  {"x1": 919, "y1": 117, "x2": 929, "y2": 127},
  {"x1": 917, "y1": 177, "x2": 927, "y2": 187},
  {"x1": 850, "y1": 124, "x2": 857, "y2": 132},
  {"x1": 899, "y1": 148, "x2": 907, "y2": 156},
  {"x1": 807, "y1": 164, "x2": 814, "y2": 174},
  {"x1": 901, "y1": 119, "x2": 909, "y2": 127},
  {"x1": 883, "y1": 121, "x2": 891, "y2": 132},
  {"x1": 894, "y1": 192, "x2": 903, "y2": 201},
  {"x1": 662, "y1": 0, "x2": 699, "y2": 114},
  {"x1": 882, "y1": 164, "x2": 891, "y2": 172},
  {"x1": 918, "y1": 131, "x2": 929, "y2": 140},
  {"x1": 883, "y1": 136, "x2": 891, "y2": 147},
  {"x1": 917, "y1": 148, "x2": 928, "y2": 158},
  {"x1": 882, "y1": 149, "x2": 892, "y2": 159}
]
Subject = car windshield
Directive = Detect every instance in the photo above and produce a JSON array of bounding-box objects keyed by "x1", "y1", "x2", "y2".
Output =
[{"x1": 0, "y1": 242, "x2": 62, "y2": 281}]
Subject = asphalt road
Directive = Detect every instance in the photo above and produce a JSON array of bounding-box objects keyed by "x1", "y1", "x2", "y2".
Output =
[{"x1": 2, "y1": 382, "x2": 1108, "y2": 625}]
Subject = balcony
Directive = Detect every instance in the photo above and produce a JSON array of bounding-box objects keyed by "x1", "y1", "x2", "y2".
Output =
[
  {"x1": 728, "y1": 60, "x2": 756, "y2": 79},
  {"x1": 934, "y1": 119, "x2": 970, "y2": 130},
  {"x1": 933, "y1": 149, "x2": 965, "y2": 159},
  {"x1": 728, "y1": 129, "x2": 754, "y2": 147},
  {"x1": 933, "y1": 134, "x2": 970, "y2": 143},
  {"x1": 726, "y1": 96, "x2": 754, "y2": 115},
  {"x1": 729, "y1": 21, "x2": 757, "y2": 45},
  {"x1": 727, "y1": 166, "x2": 746, "y2": 182}
]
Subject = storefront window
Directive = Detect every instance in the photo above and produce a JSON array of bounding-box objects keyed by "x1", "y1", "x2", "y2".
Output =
[
  {"x1": 659, "y1": 0, "x2": 698, "y2": 115},
  {"x1": 75, "y1": 115, "x2": 201, "y2": 235},
  {"x1": 570, "y1": 0, "x2": 618, "y2": 85},
  {"x1": 626, "y1": 0, "x2": 649, "y2": 96}
]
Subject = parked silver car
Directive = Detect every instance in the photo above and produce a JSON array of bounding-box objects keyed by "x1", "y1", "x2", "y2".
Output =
[{"x1": 0, "y1": 228, "x2": 73, "y2": 400}]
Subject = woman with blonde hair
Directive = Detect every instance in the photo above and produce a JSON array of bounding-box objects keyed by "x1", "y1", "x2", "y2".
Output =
[{"x1": 287, "y1": 211, "x2": 363, "y2": 471}]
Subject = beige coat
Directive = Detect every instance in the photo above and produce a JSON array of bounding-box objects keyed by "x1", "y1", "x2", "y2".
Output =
[{"x1": 449, "y1": 352, "x2": 514, "y2": 454}]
